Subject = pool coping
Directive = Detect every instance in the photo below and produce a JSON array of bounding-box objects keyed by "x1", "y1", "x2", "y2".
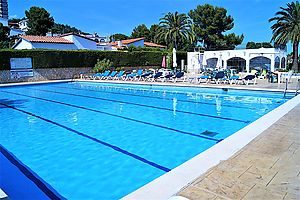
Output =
[{"x1": 0, "y1": 79, "x2": 299, "y2": 199}]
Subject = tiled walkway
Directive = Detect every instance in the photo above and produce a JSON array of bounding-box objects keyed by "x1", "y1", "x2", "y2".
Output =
[{"x1": 177, "y1": 104, "x2": 300, "y2": 200}]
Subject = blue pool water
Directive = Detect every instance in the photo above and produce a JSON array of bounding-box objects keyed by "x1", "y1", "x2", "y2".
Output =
[{"x1": 0, "y1": 82, "x2": 292, "y2": 199}]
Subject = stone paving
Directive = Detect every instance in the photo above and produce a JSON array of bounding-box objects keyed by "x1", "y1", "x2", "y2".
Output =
[{"x1": 177, "y1": 104, "x2": 300, "y2": 200}]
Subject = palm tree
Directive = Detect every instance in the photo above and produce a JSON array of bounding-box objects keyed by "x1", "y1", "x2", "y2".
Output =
[
  {"x1": 269, "y1": 1, "x2": 300, "y2": 71},
  {"x1": 156, "y1": 12, "x2": 195, "y2": 49}
]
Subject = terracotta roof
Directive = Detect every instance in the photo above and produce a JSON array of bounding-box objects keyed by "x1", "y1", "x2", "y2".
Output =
[
  {"x1": 20, "y1": 35, "x2": 74, "y2": 44},
  {"x1": 144, "y1": 42, "x2": 166, "y2": 48},
  {"x1": 121, "y1": 37, "x2": 145, "y2": 44},
  {"x1": 110, "y1": 37, "x2": 145, "y2": 46}
]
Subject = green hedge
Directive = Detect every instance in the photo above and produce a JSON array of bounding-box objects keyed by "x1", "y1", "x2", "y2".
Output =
[{"x1": 0, "y1": 49, "x2": 168, "y2": 70}]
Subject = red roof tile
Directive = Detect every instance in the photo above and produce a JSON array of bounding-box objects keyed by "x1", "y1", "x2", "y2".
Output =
[
  {"x1": 144, "y1": 42, "x2": 166, "y2": 48},
  {"x1": 20, "y1": 35, "x2": 74, "y2": 44},
  {"x1": 110, "y1": 37, "x2": 145, "y2": 46},
  {"x1": 121, "y1": 37, "x2": 145, "y2": 44}
]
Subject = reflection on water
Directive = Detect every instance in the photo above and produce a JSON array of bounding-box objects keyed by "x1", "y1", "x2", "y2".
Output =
[
  {"x1": 215, "y1": 97, "x2": 222, "y2": 115},
  {"x1": 0, "y1": 98, "x2": 29, "y2": 109},
  {"x1": 173, "y1": 97, "x2": 177, "y2": 116}
]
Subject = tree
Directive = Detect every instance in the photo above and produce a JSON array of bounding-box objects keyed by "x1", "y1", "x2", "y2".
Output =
[
  {"x1": 156, "y1": 11, "x2": 194, "y2": 49},
  {"x1": 131, "y1": 24, "x2": 150, "y2": 39},
  {"x1": 246, "y1": 41, "x2": 273, "y2": 49},
  {"x1": 51, "y1": 23, "x2": 84, "y2": 35},
  {"x1": 0, "y1": 23, "x2": 10, "y2": 49},
  {"x1": 269, "y1": 1, "x2": 300, "y2": 71},
  {"x1": 110, "y1": 33, "x2": 129, "y2": 41},
  {"x1": 148, "y1": 24, "x2": 159, "y2": 42},
  {"x1": 189, "y1": 4, "x2": 243, "y2": 50},
  {"x1": 147, "y1": 24, "x2": 167, "y2": 45},
  {"x1": 25, "y1": 6, "x2": 54, "y2": 36}
]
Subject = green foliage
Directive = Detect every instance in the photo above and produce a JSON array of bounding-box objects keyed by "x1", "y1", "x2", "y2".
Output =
[
  {"x1": 157, "y1": 11, "x2": 194, "y2": 50},
  {"x1": 246, "y1": 41, "x2": 273, "y2": 49},
  {"x1": 25, "y1": 6, "x2": 54, "y2": 36},
  {"x1": 110, "y1": 33, "x2": 129, "y2": 41},
  {"x1": 51, "y1": 23, "x2": 85, "y2": 35},
  {"x1": 0, "y1": 49, "x2": 164, "y2": 70},
  {"x1": 0, "y1": 23, "x2": 10, "y2": 49},
  {"x1": 126, "y1": 45, "x2": 163, "y2": 52},
  {"x1": 269, "y1": 1, "x2": 300, "y2": 71},
  {"x1": 92, "y1": 58, "x2": 113, "y2": 73},
  {"x1": 131, "y1": 24, "x2": 150, "y2": 39},
  {"x1": 189, "y1": 4, "x2": 243, "y2": 50}
]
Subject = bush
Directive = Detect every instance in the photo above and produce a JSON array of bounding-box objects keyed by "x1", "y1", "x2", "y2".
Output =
[
  {"x1": 0, "y1": 49, "x2": 169, "y2": 70},
  {"x1": 92, "y1": 58, "x2": 113, "y2": 73}
]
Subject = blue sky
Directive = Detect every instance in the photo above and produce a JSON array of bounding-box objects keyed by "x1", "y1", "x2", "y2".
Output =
[{"x1": 10, "y1": 0, "x2": 292, "y2": 50}]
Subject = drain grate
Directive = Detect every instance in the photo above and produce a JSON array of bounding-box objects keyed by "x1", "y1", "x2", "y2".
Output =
[{"x1": 200, "y1": 130, "x2": 219, "y2": 137}]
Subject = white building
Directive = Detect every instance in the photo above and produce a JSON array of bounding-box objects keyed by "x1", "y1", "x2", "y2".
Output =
[
  {"x1": 109, "y1": 37, "x2": 166, "y2": 50},
  {"x1": 187, "y1": 48, "x2": 287, "y2": 73},
  {"x1": 13, "y1": 33, "x2": 97, "y2": 50}
]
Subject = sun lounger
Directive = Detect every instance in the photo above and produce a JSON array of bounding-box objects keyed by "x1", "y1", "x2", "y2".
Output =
[
  {"x1": 125, "y1": 69, "x2": 143, "y2": 81},
  {"x1": 147, "y1": 71, "x2": 163, "y2": 82},
  {"x1": 171, "y1": 71, "x2": 185, "y2": 83},
  {"x1": 105, "y1": 71, "x2": 117, "y2": 80},
  {"x1": 139, "y1": 71, "x2": 153, "y2": 81},
  {"x1": 197, "y1": 75, "x2": 210, "y2": 83},
  {"x1": 114, "y1": 71, "x2": 125, "y2": 80},
  {"x1": 239, "y1": 75, "x2": 256, "y2": 85},
  {"x1": 221, "y1": 75, "x2": 240, "y2": 84},
  {"x1": 210, "y1": 71, "x2": 225, "y2": 84},
  {"x1": 89, "y1": 72, "x2": 102, "y2": 80},
  {"x1": 97, "y1": 70, "x2": 111, "y2": 80}
]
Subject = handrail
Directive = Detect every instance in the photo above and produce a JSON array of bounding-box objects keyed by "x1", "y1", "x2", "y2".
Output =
[
  {"x1": 296, "y1": 79, "x2": 300, "y2": 96},
  {"x1": 283, "y1": 70, "x2": 294, "y2": 98}
]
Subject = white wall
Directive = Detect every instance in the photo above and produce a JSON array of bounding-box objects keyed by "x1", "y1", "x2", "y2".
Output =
[
  {"x1": 187, "y1": 48, "x2": 287, "y2": 73},
  {"x1": 127, "y1": 39, "x2": 144, "y2": 47},
  {"x1": 14, "y1": 39, "x2": 33, "y2": 49},
  {"x1": 32, "y1": 42, "x2": 77, "y2": 50},
  {"x1": 62, "y1": 35, "x2": 97, "y2": 50}
]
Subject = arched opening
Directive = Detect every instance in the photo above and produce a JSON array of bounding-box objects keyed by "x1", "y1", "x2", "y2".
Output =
[
  {"x1": 281, "y1": 57, "x2": 286, "y2": 69},
  {"x1": 250, "y1": 56, "x2": 271, "y2": 71},
  {"x1": 206, "y1": 58, "x2": 218, "y2": 69},
  {"x1": 275, "y1": 56, "x2": 280, "y2": 69},
  {"x1": 226, "y1": 57, "x2": 246, "y2": 72}
]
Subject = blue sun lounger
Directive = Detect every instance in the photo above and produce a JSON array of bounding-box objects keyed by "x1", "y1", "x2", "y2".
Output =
[
  {"x1": 114, "y1": 71, "x2": 125, "y2": 80},
  {"x1": 94, "y1": 70, "x2": 110, "y2": 80},
  {"x1": 105, "y1": 71, "x2": 117, "y2": 80},
  {"x1": 147, "y1": 71, "x2": 163, "y2": 82},
  {"x1": 125, "y1": 69, "x2": 143, "y2": 81}
]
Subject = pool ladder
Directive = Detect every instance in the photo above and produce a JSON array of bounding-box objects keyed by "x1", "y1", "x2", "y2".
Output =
[
  {"x1": 283, "y1": 70, "x2": 294, "y2": 98},
  {"x1": 295, "y1": 79, "x2": 300, "y2": 96}
]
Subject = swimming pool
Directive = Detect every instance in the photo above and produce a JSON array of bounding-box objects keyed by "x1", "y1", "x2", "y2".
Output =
[{"x1": 0, "y1": 81, "x2": 293, "y2": 199}]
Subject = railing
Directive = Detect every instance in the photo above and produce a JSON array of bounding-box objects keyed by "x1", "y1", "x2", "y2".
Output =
[
  {"x1": 296, "y1": 79, "x2": 300, "y2": 96},
  {"x1": 283, "y1": 70, "x2": 294, "y2": 98}
]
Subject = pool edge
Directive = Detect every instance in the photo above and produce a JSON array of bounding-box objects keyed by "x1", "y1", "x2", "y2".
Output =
[{"x1": 122, "y1": 94, "x2": 300, "y2": 200}]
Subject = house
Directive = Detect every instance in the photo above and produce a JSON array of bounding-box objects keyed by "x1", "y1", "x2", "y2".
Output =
[
  {"x1": 187, "y1": 47, "x2": 287, "y2": 73},
  {"x1": 109, "y1": 37, "x2": 166, "y2": 50},
  {"x1": 13, "y1": 33, "x2": 97, "y2": 50}
]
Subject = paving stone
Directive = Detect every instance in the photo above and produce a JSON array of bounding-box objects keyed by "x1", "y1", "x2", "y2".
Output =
[
  {"x1": 176, "y1": 104, "x2": 300, "y2": 200},
  {"x1": 178, "y1": 186, "x2": 217, "y2": 200},
  {"x1": 242, "y1": 183, "x2": 286, "y2": 200},
  {"x1": 194, "y1": 177, "x2": 251, "y2": 199}
]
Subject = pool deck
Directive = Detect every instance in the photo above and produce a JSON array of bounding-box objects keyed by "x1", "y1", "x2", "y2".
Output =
[{"x1": 177, "y1": 103, "x2": 300, "y2": 200}]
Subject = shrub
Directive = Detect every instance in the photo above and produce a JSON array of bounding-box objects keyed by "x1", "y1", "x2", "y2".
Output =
[
  {"x1": 92, "y1": 58, "x2": 113, "y2": 73},
  {"x1": 0, "y1": 49, "x2": 173, "y2": 70}
]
